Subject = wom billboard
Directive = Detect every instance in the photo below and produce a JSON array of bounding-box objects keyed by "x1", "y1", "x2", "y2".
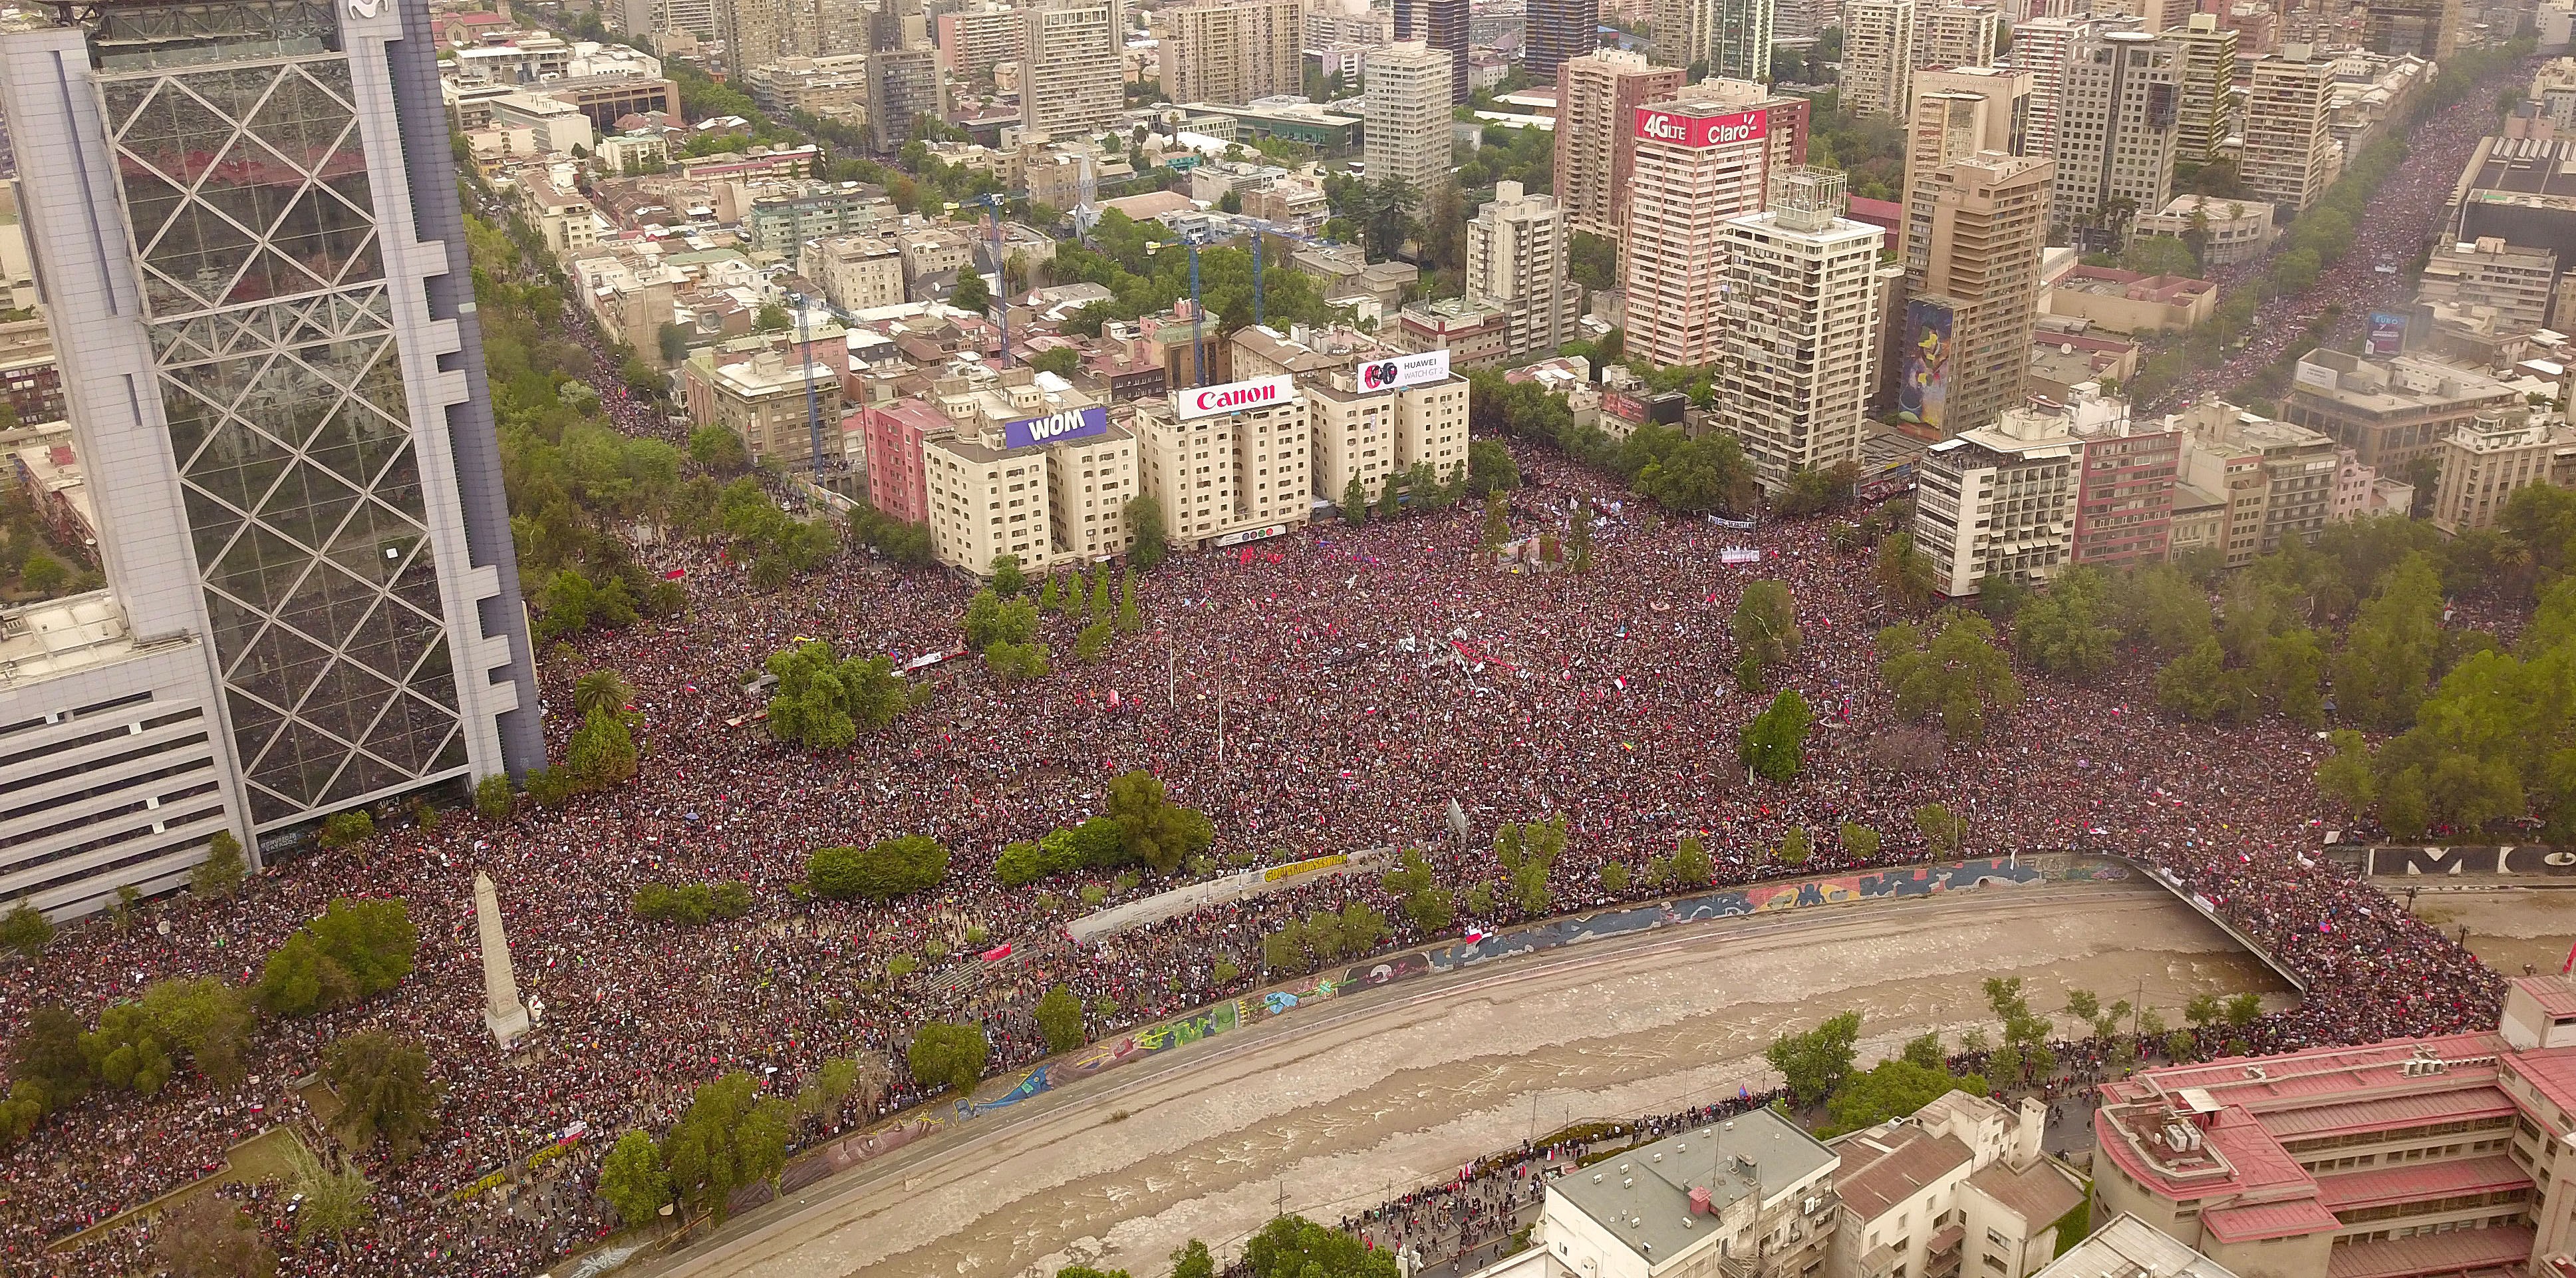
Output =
[
  {"x1": 1632, "y1": 106, "x2": 1769, "y2": 148},
  {"x1": 1896, "y1": 297, "x2": 1955, "y2": 434},
  {"x1": 1002, "y1": 404, "x2": 1110, "y2": 449}
]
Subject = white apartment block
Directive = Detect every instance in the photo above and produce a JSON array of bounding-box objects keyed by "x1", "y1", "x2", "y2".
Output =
[
  {"x1": 801, "y1": 236, "x2": 908, "y2": 313},
  {"x1": 1711, "y1": 169, "x2": 1888, "y2": 493},
  {"x1": 1915, "y1": 402, "x2": 2080, "y2": 595},
  {"x1": 1365, "y1": 41, "x2": 1456, "y2": 194},
  {"x1": 2240, "y1": 44, "x2": 2339, "y2": 214},
  {"x1": 2053, "y1": 31, "x2": 2181, "y2": 243},
  {"x1": 2431, "y1": 409, "x2": 2576, "y2": 534},
  {"x1": 2006, "y1": 16, "x2": 2108, "y2": 158},
  {"x1": 1022, "y1": 0, "x2": 1123, "y2": 141},
  {"x1": 1465, "y1": 182, "x2": 1581, "y2": 359},
  {"x1": 1824, "y1": 1092, "x2": 2084, "y2": 1278},
  {"x1": 922, "y1": 375, "x2": 1138, "y2": 573},
  {"x1": 1135, "y1": 376, "x2": 1312, "y2": 549},
  {"x1": 1654, "y1": 0, "x2": 1775, "y2": 84},
  {"x1": 2170, "y1": 14, "x2": 2237, "y2": 166},
  {"x1": 1914, "y1": 3, "x2": 1999, "y2": 69},
  {"x1": 1842, "y1": 0, "x2": 1918, "y2": 119},
  {"x1": 1304, "y1": 365, "x2": 1470, "y2": 504}
]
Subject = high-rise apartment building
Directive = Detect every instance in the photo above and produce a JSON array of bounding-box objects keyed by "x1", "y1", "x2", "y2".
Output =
[
  {"x1": 717, "y1": 0, "x2": 795, "y2": 69},
  {"x1": 2174, "y1": 400, "x2": 2337, "y2": 563},
  {"x1": 1022, "y1": 0, "x2": 1123, "y2": 140},
  {"x1": 2007, "y1": 15, "x2": 2126, "y2": 158},
  {"x1": 0, "y1": 0, "x2": 545, "y2": 908},
  {"x1": 623, "y1": 0, "x2": 720, "y2": 41},
  {"x1": 2169, "y1": 15, "x2": 2237, "y2": 166},
  {"x1": 1134, "y1": 376, "x2": 1313, "y2": 550},
  {"x1": 1842, "y1": 0, "x2": 1918, "y2": 119},
  {"x1": 2239, "y1": 44, "x2": 2337, "y2": 213},
  {"x1": 2059, "y1": 383, "x2": 2180, "y2": 569},
  {"x1": 1709, "y1": 169, "x2": 1889, "y2": 493},
  {"x1": 1902, "y1": 154, "x2": 2054, "y2": 436},
  {"x1": 1554, "y1": 51, "x2": 1689, "y2": 242},
  {"x1": 1466, "y1": 182, "x2": 1582, "y2": 358},
  {"x1": 1161, "y1": 0, "x2": 1302, "y2": 105},
  {"x1": 1914, "y1": 405, "x2": 2079, "y2": 595},
  {"x1": 868, "y1": 47, "x2": 948, "y2": 151},
  {"x1": 1914, "y1": 3, "x2": 1999, "y2": 69},
  {"x1": 921, "y1": 373, "x2": 1138, "y2": 573},
  {"x1": 2363, "y1": 0, "x2": 2457, "y2": 59},
  {"x1": 2430, "y1": 408, "x2": 2576, "y2": 534},
  {"x1": 1395, "y1": 0, "x2": 1469, "y2": 102},
  {"x1": 1903, "y1": 67, "x2": 2033, "y2": 275},
  {"x1": 1524, "y1": 0, "x2": 1600, "y2": 81},
  {"x1": 1624, "y1": 90, "x2": 1779, "y2": 365},
  {"x1": 1365, "y1": 42, "x2": 1457, "y2": 195},
  {"x1": 1709, "y1": 0, "x2": 1777, "y2": 84},
  {"x1": 2052, "y1": 31, "x2": 2180, "y2": 247},
  {"x1": 936, "y1": 3, "x2": 1025, "y2": 83}
]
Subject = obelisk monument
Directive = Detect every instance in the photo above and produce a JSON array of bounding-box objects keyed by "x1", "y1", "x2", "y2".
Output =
[{"x1": 475, "y1": 872, "x2": 531, "y2": 1046}]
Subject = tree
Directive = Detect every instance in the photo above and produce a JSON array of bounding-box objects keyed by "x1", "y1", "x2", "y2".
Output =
[
  {"x1": 658, "y1": 321, "x2": 692, "y2": 365},
  {"x1": 1106, "y1": 770, "x2": 1215, "y2": 874},
  {"x1": 764, "y1": 639, "x2": 927, "y2": 750},
  {"x1": 191, "y1": 831, "x2": 248, "y2": 897},
  {"x1": 2015, "y1": 566, "x2": 2120, "y2": 682},
  {"x1": 321, "y1": 1031, "x2": 443, "y2": 1160},
  {"x1": 19, "y1": 550, "x2": 67, "y2": 594},
  {"x1": 255, "y1": 899, "x2": 416, "y2": 1018},
  {"x1": 660, "y1": 1072, "x2": 790, "y2": 1221},
  {"x1": 2333, "y1": 552, "x2": 2444, "y2": 729},
  {"x1": 156, "y1": 1190, "x2": 277, "y2": 1278},
  {"x1": 598, "y1": 1128, "x2": 672, "y2": 1226},
  {"x1": 1036, "y1": 984, "x2": 1087, "y2": 1053},
  {"x1": 1973, "y1": 572, "x2": 2030, "y2": 621},
  {"x1": 13, "y1": 1003, "x2": 89, "y2": 1112},
  {"x1": 2224, "y1": 992, "x2": 2263, "y2": 1027},
  {"x1": 474, "y1": 774, "x2": 515, "y2": 822},
  {"x1": 1243, "y1": 1215, "x2": 1399, "y2": 1278},
  {"x1": 1915, "y1": 804, "x2": 1965, "y2": 856},
  {"x1": 1879, "y1": 613, "x2": 2021, "y2": 741},
  {"x1": 805, "y1": 835, "x2": 950, "y2": 901},
  {"x1": 281, "y1": 1137, "x2": 374, "y2": 1247},
  {"x1": 1030, "y1": 346, "x2": 1083, "y2": 377},
  {"x1": 1776, "y1": 826, "x2": 1812, "y2": 865},
  {"x1": 1841, "y1": 822, "x2": 1882, "y2": 858},
  {"x1": 1467, "y1": 438, "x2": 1521, "y2": 496},
  {"x1": 907, "y1": 1021, "x2": 991, "y2": 1094},
  {"x1": 950, "y1": 270, "x2": 992, "y2": 315},
  {"x1": 754, "y1": 302, "x2": 791, "y2": 332},
  {"x1": 573, "y1": 669, "x2": 634, "y2": 721},
  {"x1": 688, "y1": 425, "x2": 749, "y2": 474},
  {"x1": 1671, "y1": 834, "x2": 1714, "y2": 887},
  {"x1": 2111, "y1": 564, "x2": 2214, "y2": 657},
  {"x1": 990, "y1": 554, "x2": 1027, "y2": 597},
  {"x1": 1634, "y1": 432, "x2": 1753, "y2": 514},
  {"x1": 317, "y1": 809, "x2": 374, "y2": 850},
  {"x1": 1823, "y1": 1058, "x2": 1989, "y2": 1136},
  {"x1": 1342, "y1": 473, "x2": 1369, "y2": 524},
  {"x1": 566, "y1": 706, "x2": 640, "y2": 790},
  {"x1": 1766, "y1": 1011, "x2": 1863, "y2": 1104},
  {"x1": 1873, "y1": 533, "x2": 1938, "y2": 611},
  {"x1": 1126, "y1": 494, "x2": 1168, "y2": 568},
  {"x1": 1739, "y1": 689, "x2": 1814, "y2": 782},
  {"x1": 0, "y1": 899, "x2": 51, "y2": 958},
  {"x1": 1481, "y1": 490, "x2": 1511, "y2": 550},
  {"x1": 1732, "y1": 580, "x2": 1802, "y2": 689}
]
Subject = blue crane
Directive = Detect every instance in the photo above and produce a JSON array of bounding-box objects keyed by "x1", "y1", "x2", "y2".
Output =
[
  {"x1": 1236, "y1": 217, "x2": 1332, "y2": 329},
  {"x1": 1179, "y1": 227, "x2": 1213, "y2": 387}
]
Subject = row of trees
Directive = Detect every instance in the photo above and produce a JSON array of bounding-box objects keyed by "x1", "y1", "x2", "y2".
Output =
[
  {"x1": 806, "y1": 835, "x2": 950, "y2": 902},
  {"x1": 764, "y1": 639, "x2": 928, "y2": 751},
  {"x1": 1464, "y1": 369, "x2": 1760, "y2": 517},
  {"x1": 633, "y1": 880, "x2": 755, "y2": 925}
]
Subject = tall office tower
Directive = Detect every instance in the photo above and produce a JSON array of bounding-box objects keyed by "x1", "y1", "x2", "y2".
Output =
[
  {"x1": 2051, "y1": 31, "x2": 2179, "y2": 247},
  {"x1": 1524, "y1": 0, "x2": 1600, "y2": 80},
  {"x1": 622, "y1": 0, "x2": 720, "y2": 40},
  {"x1": 1903, "y1": 67, "x2": 2033, "y2": 279},
  {"x1": 1624, "y1": 88, "x2": 1778, "y2": 365},
  {"x1": 2364, "y1": 0, "x2": 2456, "y2": 58},
  {"x1": 1913, "y1": 3, "x2": 1999, "y2": 68},
  {"x1": 1395, "y1": 0, "x2": 1469, "y2": 102},
  {"x1": 1841, "y1": 0, "x2": 1918, "y2": 119},
  {"x1": 1466, "y1": 182, "x2": 1582, "y2": 357},
  {"x1": 2169, "y1": 14, "x2": 2237, "y2": 166},
  {"x1": 1711, "y1": 0, "x2": 1775, "y2": 82},
  {"x1": 2240, "y1": 44, "x2": 2338, "y2": 212},
  {"x1": 2007, "y1": 15, "x2": 2124, "y2": 158},
  {"x1": 869, "y1": 47, "x2": 947, "y2": 150},
  {"x1": 0, "y1": 0, "x2": 542, "y2": 878},
  {"x1": 1695, "y1": 76, "x2": 1813, "y2": 178},
  {"x1": 1366, "y1": 43, "x2": 1457, "y2": 194},
  {"x1": 1022, "y1": 0, "x2": 1123, "y2": 140},
  {"x1": 1902, "y1": 154, "x2": 2055, "y2": 435},
  {"x1": 717, "y1": 0, "x2": 795, "y2": 69},
  {"x1": 1711, "y1": 168, "x2": 1888, "y2": 492},
  {"x1": 1163, "y1": 0, "x2": 1302, "y2": 104},
  {"x1": 1554, "y1": 50, "x2": 1687, "y2": 241},
  {"x1": 871, "y1": 0, "x2": 923, "y2": 51},
  {"x1": 799, "y1": 0, "x2": 873, "y2": 55}
]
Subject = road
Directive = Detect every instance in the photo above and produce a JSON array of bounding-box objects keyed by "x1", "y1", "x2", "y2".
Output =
[{"x1": 635, "y1": 881, "x2": 2288, "y2": 1278}]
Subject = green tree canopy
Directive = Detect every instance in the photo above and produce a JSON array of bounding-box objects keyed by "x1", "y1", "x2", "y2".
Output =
[
  {"x1": 1739, "y1": 688, "x2": 1814, "y2": 782},
  {"x1": 907, "y1": 1021, "x2": 991, "y2": 1094},
  {"x1": 765, "y1": 639, "x2": 929, "y2": 750},
  {"x1": 1879, "y1": 613, "x2": 2022, "y2": 742},
  {"x1": 806, "y1": 835, "x2": 950, "y2": 901},
  {"x1": 1766, "y1": 1010, "x2": 1863, "y2": 1104}
]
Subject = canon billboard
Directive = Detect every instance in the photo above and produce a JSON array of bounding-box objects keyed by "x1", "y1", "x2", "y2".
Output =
[
  {"x1": 1632, "y1": 106, "x2": 1770, "y2": 148},
  {"x1": 1175, "y1": 374, "x2": 1298, "y2": 421}
]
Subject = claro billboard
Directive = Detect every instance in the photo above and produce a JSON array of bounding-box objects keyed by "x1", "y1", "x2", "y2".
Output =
[
  {"x1": 1632, "y1": 106, "x2": 1769, "y2": 148},
  {"x1": 1175, "y1": 374, "x2": 1298, "y2": 421}
]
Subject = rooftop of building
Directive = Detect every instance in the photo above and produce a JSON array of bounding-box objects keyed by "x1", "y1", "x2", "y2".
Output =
[
  {"x1": 2035, "y1": 1215, "x2": 2239, "y2": 1278},
  {"x1": 2464, "y1": 135, "x2": 2576, "y2": 200},
  {"x1": 1968, "y1": 1156, "x2": 2086, "y2": 1227},
  {"x1": 2291, "y1": 349, "x2": 2522, "y2": 410},
  {"x1": 1231, "y1": 322, "x2": 1400, "y2": 373},
  {"x1": 2059, "y1": 265, "x2": 2216, "y2": 303},
  {"x1": 2145, "y1": 194, "x2": 2276, "y2": 221},
  {"x1": 1547, "y1": 1107, "x2": 1836, "y2": 1265},
  {"x1": 0, "y1": 591, "x2": 138, "y2": 689},
  {"x1": 1831, "y1": 1124, "x2": 1974, "y2": 1220}
]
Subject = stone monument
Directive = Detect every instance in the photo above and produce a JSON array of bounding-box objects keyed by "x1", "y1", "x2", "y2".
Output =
[{"x1": 475, "y1": 871, "x2": 531, "y2": 1047}]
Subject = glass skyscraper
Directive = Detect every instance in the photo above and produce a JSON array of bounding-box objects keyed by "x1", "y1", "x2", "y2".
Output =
[{"x1": 2, "y1": 0, "x2": 541, "y2": 831}]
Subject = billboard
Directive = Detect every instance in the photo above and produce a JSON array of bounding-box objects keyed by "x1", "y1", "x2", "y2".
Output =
[
  {"x1": 1177, "y1": 374, "x2": 1298, "y2": 420},
  {"x1": 1602, "y1": 391, "x2": 1647, "y2": 422},
  {"x1": 2366, "y1": 311, "x2": 2406, "y2": 356},
  {"x1": 1896, "y1": 297, "x2": 1955, "y2": 434},
  {"x1": 1632, "y1": 106, "x2": 1769, "y2": 148},
  {"x1": 1356, "y1": 349, "x2": 1451, "y2": 393},
  {"x1": 1002, "y1": 404, "x2": 1110, "y2": 449}
]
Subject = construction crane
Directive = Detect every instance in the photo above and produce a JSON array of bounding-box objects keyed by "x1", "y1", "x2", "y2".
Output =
[
  {"x1": 1237, "y1": 217, "x2": 1332, "y2": 329},
  {"x1": 966, "y1": 192, "x2": 1012, "y2": 367}
]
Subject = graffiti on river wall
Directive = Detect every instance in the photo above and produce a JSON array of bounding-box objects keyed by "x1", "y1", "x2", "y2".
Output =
[
  {"x1": 727, "y1": 859, "x2": 2055, "y2": 1221},
  {"x1": 2343, "y1": 845, "x2": 2576, "y2": 877}
]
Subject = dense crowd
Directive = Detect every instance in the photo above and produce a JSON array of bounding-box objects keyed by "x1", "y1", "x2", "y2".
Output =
[{"x1": 0, "y1": 446, "x2": 2509, "y2": 1278}]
